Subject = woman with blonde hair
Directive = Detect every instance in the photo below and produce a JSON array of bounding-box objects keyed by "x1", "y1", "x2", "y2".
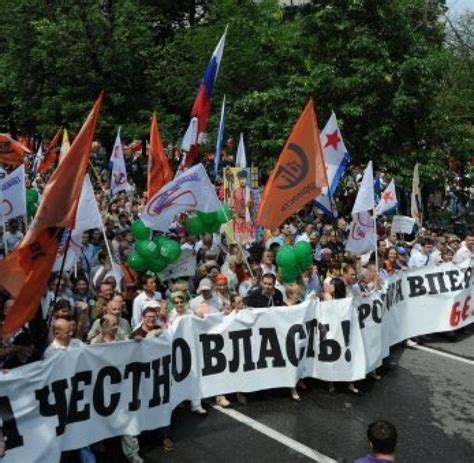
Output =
[{"x1": 168, "y1": 291, "x2": 192, "y2": 325}]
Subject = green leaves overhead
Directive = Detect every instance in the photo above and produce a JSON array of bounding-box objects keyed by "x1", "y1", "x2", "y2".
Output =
[{"x1": 0, "y1": 0, "x2": 471, "y2": 190}]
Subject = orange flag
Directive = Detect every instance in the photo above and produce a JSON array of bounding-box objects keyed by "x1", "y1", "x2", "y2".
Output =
[
  {"x1": 147, "y1": 112, "x2": 173, "y2": 199},
  {"x1": 37, "y1": 127, "x2": 63, "y2": 173},
  {"x1": 0, "y1": 134, "x2": 30, "y2": 166},
  {"x1": 256, "y1": 99, "x2": 328, "y2": 230},
  {"x1": 0, "y1": 93, "x2": 103, "y2": 336}
]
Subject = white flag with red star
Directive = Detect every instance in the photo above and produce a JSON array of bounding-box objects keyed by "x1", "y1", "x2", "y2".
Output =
[
  {"x1": 314, "y1": 111, "x2": 350, "y2": 217},
  {"x1": 375, "y1": 179, "x2": 398, "y2": 216}
]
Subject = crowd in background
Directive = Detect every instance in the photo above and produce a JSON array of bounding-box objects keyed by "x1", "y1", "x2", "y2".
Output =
[{"x1": 0, "y1": 140, "x2": 472, "y2": 463}]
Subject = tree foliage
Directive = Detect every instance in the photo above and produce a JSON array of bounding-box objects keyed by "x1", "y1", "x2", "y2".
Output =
[{"x1": 0, "y1": 0, "x2": 471, "y2": 189}]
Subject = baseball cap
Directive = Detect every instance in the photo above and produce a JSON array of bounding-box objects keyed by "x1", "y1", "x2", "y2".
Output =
[{"x1": 197, "y1": 278, "x2": 213, "y2": 293}]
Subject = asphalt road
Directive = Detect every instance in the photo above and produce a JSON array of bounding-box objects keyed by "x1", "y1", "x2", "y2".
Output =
[{"x1": 93, "y1": 325, "x2": 474, "y2": 463}]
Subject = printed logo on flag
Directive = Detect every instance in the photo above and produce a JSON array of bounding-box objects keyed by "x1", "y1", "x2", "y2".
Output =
[
  {"x1": 113, "y1": 172, "x2": 128, "y2": 186},
  {"x1": 0, "y1": 198, "x2": 13, "y2": 216},
  {"x1": 146, "y1": 173, "x2": 200, "y2": 216},
  {"x1": 274, "y1": 143, "x2": 308, "y2": 190},
  {"x1": 350, "y1": 213, "x2": 372, "y2": 240}
]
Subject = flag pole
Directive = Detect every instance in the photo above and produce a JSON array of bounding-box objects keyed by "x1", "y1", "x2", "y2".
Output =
[
  {"x1": 99, "y1": 221, "x2": 121, "y2": 289},
  {"x1": 52, "y1": 229, "x2": 72, "y2": 310},
  {"x1": 373, "y1": 209, "x2": 379, "y2": 271},
  {"x1": 0, "y1": 185, "x2": 8, "y2": 255}
]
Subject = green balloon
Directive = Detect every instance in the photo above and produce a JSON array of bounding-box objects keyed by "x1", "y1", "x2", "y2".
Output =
[
  {"x1": 160, "y1": 239, "x2": 182, "y2": 263},
  {"x1": 298, "y1": 254, "x2": 313, "y2": 271},
  {"x1": 207, "y1": 221, "x2": 221, "y2": 234},
  {"x1": 280, "y1": 266, "x2": 300, "y2": 283},
  {"x1": 152, "y1": 235, "x2": 166, "y2": 253},
  {"x1": 148, "y1": 257, "x2": 168, "y2": 274},
  {"x1": 127, "y1": 252, "x2": 148, "y2": 273},
  {"x1": 131, "y1": 220, "x2": 150, "y2": 241},
  {"x1": 185, "y1": 215, "x2": 206, "y2": 236},
  {"x1": 136, "y1": 240, "x2": 159, "y2": 260},
  {"x1": 294, "y1": 241, "x2": 313, "y2": 270},
  {"x1": 276, "y1": 245, "x2": 297, "y2": 269},
  {"x1": 198, "y1": 211, "x2": 219, "y2": 226},
  {"x1": 216, "y1": 204, "x2": 233, "y2": 224}
]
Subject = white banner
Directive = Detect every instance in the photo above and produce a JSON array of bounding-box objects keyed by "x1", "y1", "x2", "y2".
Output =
[
  {"x1": 0, "y1": 261, "x2": 472, "y2": 462},
  {"x1": 157, "y1": 248, "x2": 197, "y2": 281},
  {"x1": 391, "y1": 215, "x2": 416, "y2": 234},
  {"x1": 0, "y1": 165, "x2": 26, "y2": 220}
]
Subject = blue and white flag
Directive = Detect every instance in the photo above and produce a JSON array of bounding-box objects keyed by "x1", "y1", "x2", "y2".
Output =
[
  {"x1": 214, "y1": 95, "x2": 226, "y2": 177},
  {"x1": 314, "y1": 112, "x2": 350, "y2": 217},
  {"x1": 110, "y1": 128, "x2": 131, "y2": 196},
  {"x1": 375, "y1": 179, "x2": 398, "y2": 216}
]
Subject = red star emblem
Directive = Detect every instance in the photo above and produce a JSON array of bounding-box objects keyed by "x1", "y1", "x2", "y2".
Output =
[
  {"x1": 324, "y1": 130, "x2": 341, "y2": 150},
  {"x1": 382, "y1": 190, "x2": 394, "y2": 202}
]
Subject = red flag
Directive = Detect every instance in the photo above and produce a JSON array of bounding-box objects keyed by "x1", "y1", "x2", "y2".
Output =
[
  {"x1": 257, "y1": 99, "x2": 328, "y2": 230},
  {"x1": 147, "y1": 112, "x2": 173, "y2": 199},
  {"x1": 0, "y1": 93, "x2": 103, "y2": 336},
  {"x1": 0, "y1": 134, "x2": 30, "y2": 166},
  {"x1": 37, "y1": 127, "x2": 63, "y2": 173}
]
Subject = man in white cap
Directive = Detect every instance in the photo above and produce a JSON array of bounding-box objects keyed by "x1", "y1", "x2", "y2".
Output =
[{"x1": 190, "y1": 278, "x2": 222, "y2": 313}]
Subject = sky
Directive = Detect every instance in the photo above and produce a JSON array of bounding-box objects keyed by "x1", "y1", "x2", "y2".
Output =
[{"x1": 446, "y1": 0, "x2": 473, "y2": 17}]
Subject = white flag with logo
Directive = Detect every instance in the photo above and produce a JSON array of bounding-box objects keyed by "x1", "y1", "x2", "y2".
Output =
[
  {"x1": 141, "y1": 163, "x2": 221, "y2": 231},
  {"x1": 352, "y1": 161, "x2": 374, "y2": 214},
  {"x1": 345, "y1": 211, "x2": 376, "y2": 254},
  {"x1": 0, "y1": 165, "x2": 27, "y2": 220},
  {"x1": 375, "y1": 179, "x2": 398, "y2": 216},
  {"x1": 236, "y1": 133, "x2": 247, "y2": 168},
  {"x1": 110, "y1": 129, "x2": 131, "y2": 196},
  {"x1": 53, "y1": 175, "x2": 102, "y2": 271}
]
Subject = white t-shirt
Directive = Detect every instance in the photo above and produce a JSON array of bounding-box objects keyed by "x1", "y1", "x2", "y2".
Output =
[
  {"x1": 43, "y1": 338, "x2": 83, "y2": 358},
  {"x1": 453, "y1": 244, "x2": 472, "y2": 265},
  {"x1": 131, "y1": 291, "x2": 162, "y2": 329},
  {"x1": 190, "y1": 294, "x2": 222, "y2": 314},
  {"x1": 408, "y1": 250, "x2": 432, "y2": 268}
]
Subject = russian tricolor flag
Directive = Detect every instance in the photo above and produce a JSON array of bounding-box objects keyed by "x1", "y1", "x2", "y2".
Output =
[{"x1": 183, "y1": 27, "x2": 228, "y2": 168}]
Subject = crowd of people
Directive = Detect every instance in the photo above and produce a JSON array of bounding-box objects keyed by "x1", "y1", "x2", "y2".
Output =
[{"x1": 0, "y1": 141, "x2": 472, "y2": 463}]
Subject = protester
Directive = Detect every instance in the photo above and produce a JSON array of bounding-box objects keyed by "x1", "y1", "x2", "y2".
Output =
[
  {"x1": 91, "y1": 315, "x2": 143, "y2": 463},
  {"x1": 131, "y1": 275, "x2": 162, "y2": 329},
  {"x1": 354, "y1": 420, "x2": 397, "y2": 463},
  {"x1": 244, "y1": 273, "x2": 284, "y2": 308},
  {"x1": 0, "y1": 125, "x2": 471, "y2": 463}
]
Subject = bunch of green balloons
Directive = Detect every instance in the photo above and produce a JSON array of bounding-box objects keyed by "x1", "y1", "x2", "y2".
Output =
[
  {"x1": 185, "y1": 204, "x2": 233, "y2": 236},
  {"x1": 126, "y1": 220, "x2": 182, "y2": 274},
  {"x1": 276, "y1": 241, "x2": 314, "y2": 283},
  {"x1": 25, "y1": 189, "x2": 39, "y2": 218}
]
